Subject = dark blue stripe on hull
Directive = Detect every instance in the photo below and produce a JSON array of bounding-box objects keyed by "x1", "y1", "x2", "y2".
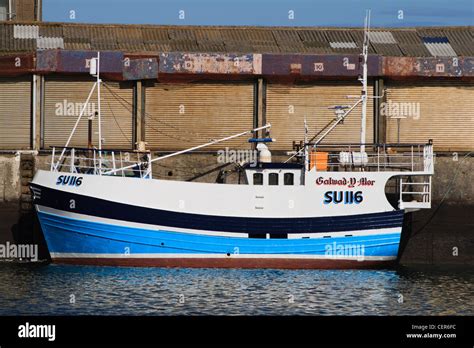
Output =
[{"x1": 31, "y1": 184, "x2": 404, "y2": 234}]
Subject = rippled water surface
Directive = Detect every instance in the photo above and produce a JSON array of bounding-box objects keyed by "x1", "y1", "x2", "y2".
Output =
[{"x1": 0, "y1": 263, "x2": 472, "y2": 315}]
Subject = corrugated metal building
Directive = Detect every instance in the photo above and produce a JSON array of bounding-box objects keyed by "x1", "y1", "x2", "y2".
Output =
[
  {"x1": 0, "y1": 76, "x2": 31, "y2": 149},
  {"x1": 385, "y1": 80, "x2": 474, "y2": 151},
  {"x1": 0, "y1": 21, "x2": 472, "y2": 153},
  {"x1": 42, "y1": 77, "x2": 134, "y2": 149},
  {"x1": 266, "y1": 82, "x2": 375, "y2": 150},
  {"x1": 145, "y1": 82, "x2": 255, "y2": 150}
]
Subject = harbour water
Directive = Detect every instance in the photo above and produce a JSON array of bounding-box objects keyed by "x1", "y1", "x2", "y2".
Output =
[{"x1": 0, "y1": 262, "x2": 472, "y2": 316}]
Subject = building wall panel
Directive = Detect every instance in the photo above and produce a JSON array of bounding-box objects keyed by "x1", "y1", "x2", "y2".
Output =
[
  {"x1": 266, "y1": 81, "x2": 374, "y2": 151},
  {"x1": 43, "y1": 76, "x2": 133, "y2": 149},
  {"x1": 145, "y1": 82, "x2": 255, "y2": 150},
  {"x1": 385, "y1": 80, "x2": 474, "y2": 151},
  {"x1": 0, "y1": 77, "x2": 31, "y2": 149}
]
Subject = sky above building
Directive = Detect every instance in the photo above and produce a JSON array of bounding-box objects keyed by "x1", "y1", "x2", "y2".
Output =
[{"x1": 43, "y1": 0, "x2": 473, "y2": 27}]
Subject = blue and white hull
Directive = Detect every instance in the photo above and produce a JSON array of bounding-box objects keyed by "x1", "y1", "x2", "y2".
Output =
[
  {"x1": 36, "y1": 207, "x2": 401, "y2": 268},
  {"x1": 31, "y1": 169, "x2": 405, "y2": 269}
]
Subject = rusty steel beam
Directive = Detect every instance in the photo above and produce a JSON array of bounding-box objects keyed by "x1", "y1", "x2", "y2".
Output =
[
  {"x1": 2, "y1": 49, "x2": 472, "y2": 80},
  {"x1": 36, "y1": 49, "x2": 124, "y2": 80},
  {"x1": 262, "y1": 54, "x2": 382, "y2": 77},
  {"x1": 159, "y1": 53, "x2": 262, "y2": 75},
  {"x1": 0, "y1": 53, "x2": 35, "y2": 76},
  {"x1": 383, "y1": 56, "x2": 474, "y2": 77},
  {"x1": 123, "y1": 56, "x2": 158, "y2": 81}
]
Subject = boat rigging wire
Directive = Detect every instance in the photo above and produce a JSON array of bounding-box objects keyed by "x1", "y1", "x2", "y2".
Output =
[
  {"x1": 103, "y1": 86, "x2": 132, "y2": 144},
  {"x1": 103, "y1": 82, "x2": 224, "y2": 142}
]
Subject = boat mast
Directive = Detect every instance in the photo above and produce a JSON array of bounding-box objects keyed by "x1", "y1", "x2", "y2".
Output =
[
  {"x1": 360, "y1": 10, "x2": 370, "y2": 154},
  {"x1": 304, "y1": 117, "x2": 309, "y2": 172},
  {"x1": 96, "y1": 52, "x2": 102, "y2": 152},
  {"x1": 93, "y1": 52, "x2": 103, "y2": 173}
]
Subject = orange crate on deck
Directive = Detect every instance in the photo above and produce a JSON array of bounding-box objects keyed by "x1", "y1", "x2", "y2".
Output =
[{"x1": 310, "y1": 151, "x2": 329, "y2": 171}]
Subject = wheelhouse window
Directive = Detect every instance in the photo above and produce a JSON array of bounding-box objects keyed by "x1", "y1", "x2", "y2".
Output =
[
  {"x1": 269, "y1": 173, "x2": 279, "y2": 186},
  {"x1": 253, "y1": 173, "x2": 263, "y2": 185},
  {"x1": 284, "y1": 173, "x2": 294, "y2": 185}
]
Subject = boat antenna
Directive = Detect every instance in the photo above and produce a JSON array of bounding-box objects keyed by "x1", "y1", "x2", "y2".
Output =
[
  {"x1": 360, "y1": 9, "x2": 370, "y2": 154},
  {"x1": 96, "y1": 52, "x2": 102, "y2": 152},
  {"x1": 285, "y1": 12, "x2": 372, "y2": 165},
  {"x1": 94, "y1": 52, "x2": 103, "y2": 171},
  {"x1": 303, "y1": 117, "x2": 308, "y2": 171}
]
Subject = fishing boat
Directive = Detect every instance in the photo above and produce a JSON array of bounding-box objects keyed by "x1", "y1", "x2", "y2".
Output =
[{"x1": 30, "y1": 14, "x2": 434, "y2": 269}]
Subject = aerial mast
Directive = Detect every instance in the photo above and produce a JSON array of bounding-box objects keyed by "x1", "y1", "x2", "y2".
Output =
[
  {"x1": 360, "y1": 10, "x2": 370, "y2": 154},
  {"x1": 89, "y1": 52, "x2": 102, "y2": 172}
]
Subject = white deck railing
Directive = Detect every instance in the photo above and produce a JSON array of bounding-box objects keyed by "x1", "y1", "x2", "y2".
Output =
[
  {"x1": 50, "y1": 147, "x2": 152, "y2": 179},
  {"x1": 308, "y1": 143, "x2": 434, "y2": 174}
]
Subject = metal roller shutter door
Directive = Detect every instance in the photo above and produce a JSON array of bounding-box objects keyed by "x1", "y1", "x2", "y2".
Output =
[
  {"x1": 0, "y1": 77, "x2": 31, "y2": 149},
  {"x1": 145, "y1": 82, "x2": 255, "y2": 151},
  {"x1": 266, "y1": 81, "x2": 374, "y2": 151},
  {"x1": 43, "y1": 77, "x2": 133, "y2": 149},
  {"x1": 385, "y1": 80, "x2": 474, "y2": 151}
]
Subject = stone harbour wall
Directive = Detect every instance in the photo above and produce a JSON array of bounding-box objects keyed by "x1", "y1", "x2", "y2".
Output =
[{"x1": 0, "y1": 152, "x2": 472, "y2": 265}]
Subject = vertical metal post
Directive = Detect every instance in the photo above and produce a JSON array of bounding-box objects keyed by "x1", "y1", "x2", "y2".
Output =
[
  {"x1": 50, "y1": 147, "x2": 55, "y2": 171},
  {"x1": 96, "y1": 52, "x2": 103, "y2": 174},
  {"x1": 137, "y1": 153, "x2": 142, "y2": 178},
  {"x1": 40, "y1": 75, "x2": 45, "y2": 149},
  {"x1": 97, "y1": 52, "x2": 102, "y2": 151},
  {"x1": 88, "y1": 117, "x2": 93, "y2": 149},
  {"x1": 32, "y1": 74, "x2": 42, "y2": 150},
  {"x1": 377, "y1": 145, "x2": 380, "y2": 171},
  {"x1": 146, "y1": 153, "x2": 152, "y2": 178},
  {"x1": 397, "y1": 118, "x2": 401, "y2": 143},
  {"x1": 374, "y1": 78, "x2": 386, "y2": 144},
  {"x1": 429, "y1": 176, "x2": 432, "y2": 204},
  {"x1": 133, "y1": 81, "x2": 139, "y2": 149},
  {"x1": 111, "y1": 151, "x2": 116, "y2": 173},
  {"x1": 119, "y1": 152, "x2": 124, "y2": 177},
  {"x1": 8, "y1": 0, "x2": 13, "y2": 20},
  {"x1": 32, "y1": 74, "x2": 36, "y2": 149},
  {"x1": 360, "y1": 10, "x2": 370, "y2": 154},
  {"x1": 141, "y1": 81, "x2": 146, "y2": 145},
  {"x1": 255, "y1": 78, "x2": 267, "y2": 140},
  {"x1": 304, "y1": 118, "x2": 309, "y2": 172},
  {"x1": 36, "y1": 0, "x2": 42, "y2": 21},
  {"x1": 71, "y1": 148, "x2": 75, "y2": 173},
  {"x1": 134, "y1": 80, "x2": 146, "y2": 150},
  {"x1": 256, "y1": 78, "x2": 266, "y2": 140},
  {"x1": 399, "y1": 178, "x2": 403, "y2": 208}
]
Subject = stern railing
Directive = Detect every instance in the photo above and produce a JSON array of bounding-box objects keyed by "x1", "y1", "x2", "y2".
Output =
[{"x1": 306, "y1": 142, "x2": 434, "y2": 174}]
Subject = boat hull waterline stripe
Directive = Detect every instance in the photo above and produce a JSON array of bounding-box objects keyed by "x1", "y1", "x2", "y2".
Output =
[{"x1": 49, "y1": 256, "x2": 396, "y2": 269}]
